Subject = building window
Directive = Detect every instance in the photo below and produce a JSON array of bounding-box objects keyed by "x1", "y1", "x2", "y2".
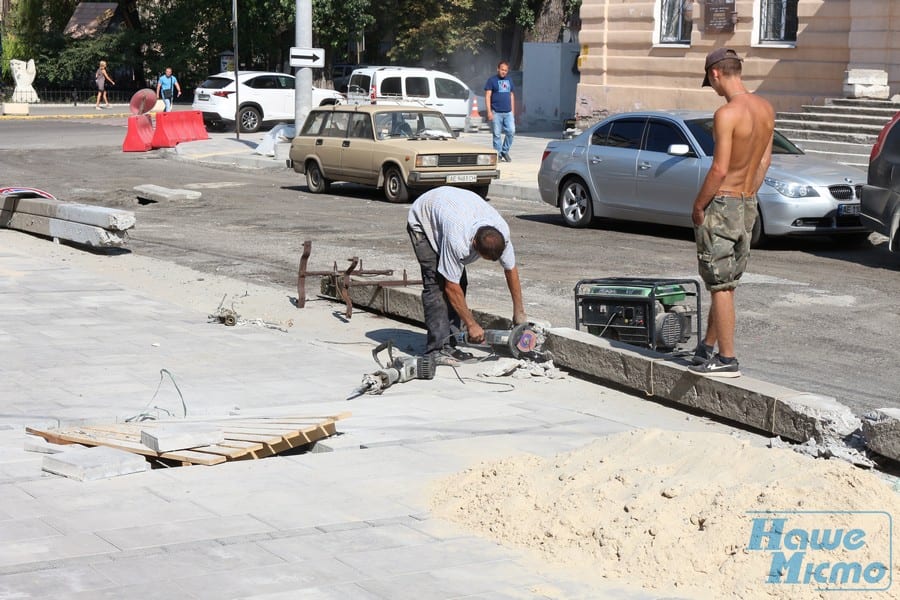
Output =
[
  {"x1": 657, "y1": 0, "x2": 693, "y2": 45},
  {"x1": 759, "y1": 0, "x2": 798, "y2": 43}
]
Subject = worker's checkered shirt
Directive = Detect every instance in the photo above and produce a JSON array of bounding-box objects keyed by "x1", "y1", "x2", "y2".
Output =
[{"x1": 408, "y1": 187, "x2": 516, "y2": 284}]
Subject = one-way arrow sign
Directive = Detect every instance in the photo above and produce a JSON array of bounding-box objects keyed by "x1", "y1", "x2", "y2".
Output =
[{"x1": 289, "y1": 47, "x2": 324, "y2": 68}]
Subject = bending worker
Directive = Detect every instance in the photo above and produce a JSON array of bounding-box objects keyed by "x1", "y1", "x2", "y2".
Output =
[{"x1": 407, "y1": 186, "x2": 527, "y2": 366}]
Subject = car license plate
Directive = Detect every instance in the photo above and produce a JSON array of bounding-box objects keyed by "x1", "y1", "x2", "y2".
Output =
[
  {"x1": 838, "y1": 203, "x2": 860, "y2": 216},
  {"x1": 446, "y1": 174, "x2": 477, "y2": 183},
  {"x1": 198, "y1": 93, "x2": 209, "y2": 101}
]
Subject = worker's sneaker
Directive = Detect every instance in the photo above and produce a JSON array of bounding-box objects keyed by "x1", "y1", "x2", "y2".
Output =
[
  {"x1": 691, "y1": 343, "x2": 715, "y2": 365},
  {"x1": 689, "y1": 354, "x2": 741, "y2": 378},
  {"x1": 432, "y1": 347, "x2": 474, "y2": 367}
]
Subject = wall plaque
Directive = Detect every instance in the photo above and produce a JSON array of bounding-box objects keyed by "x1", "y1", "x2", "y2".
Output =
[{"x1": 704, "y1": 0, "x2": 736, "y2": 34}]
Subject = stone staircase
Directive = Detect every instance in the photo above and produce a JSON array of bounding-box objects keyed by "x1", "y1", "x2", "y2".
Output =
[{"x1": 775, "y1": 98, "x2": 900, "y2": 170}]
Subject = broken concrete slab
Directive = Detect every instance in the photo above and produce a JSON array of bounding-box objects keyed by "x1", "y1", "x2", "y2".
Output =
[
  {"x1": 861, "y1": 408, "x2": 900, "y2": 462},
  {"x1": 24, "y1": 435, "x2": 66, "y2": 454},
  {"x1": 140, "y1": 424, "x2": 224, "y2": 453},
  {"x1": 0, "y1": 210, "x2": 128, "y2": 247},
  {"x1": 42, "y1": 445, "x2": 149, "y2": 481},
  {"x1": 0, "y1": 194, "x2": 135, "y2": 230},
  {"x1": 133, "y1": 184, "x2": 202, "y2": 202}
]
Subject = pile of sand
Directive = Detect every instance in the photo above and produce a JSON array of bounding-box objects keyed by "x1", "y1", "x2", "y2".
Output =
[{"x1": 432, "y1": 429, "x2": 900, "y2": 599}]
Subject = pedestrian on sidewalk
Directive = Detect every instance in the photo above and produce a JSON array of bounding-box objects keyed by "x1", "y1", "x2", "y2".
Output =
[
  {"x1": 689, "y1": 48, "x2": 774, "y2": 378},
  {"x1": 94, "y1": 60, "x2": 115, "y2": 109},
  {"x1": 484, "y1": 60, "x2": 515, "y2": 162},
  {"x1": 156, "y1": 67, "x2": 182, "y2": 112},
  {"x1": 407, "y1": 186, "x2": 527, "y2": 366}
]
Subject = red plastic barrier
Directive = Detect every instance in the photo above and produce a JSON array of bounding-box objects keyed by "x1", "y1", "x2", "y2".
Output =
[
  {"x1": 151, "y1": 111, "x2": 179, "y2": 148},
  {"x1": 122, "y1": 114, "x2": 154, "y2": 152},
  {"x1": 185, "y1": 110, "x2": 209, "y2": 140},
  {"x1": 172, "y1": 111, "x2": 192, "y2": 143}
]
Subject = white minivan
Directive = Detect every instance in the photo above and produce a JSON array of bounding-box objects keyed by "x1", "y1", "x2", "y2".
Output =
[{"x1": 346, "y1": 66, "x2": 474, "y2": 130}]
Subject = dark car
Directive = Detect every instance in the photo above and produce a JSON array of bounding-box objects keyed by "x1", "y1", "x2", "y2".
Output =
[{"x1": 861, "y1": 111, "x2": 900, "y2": 252}]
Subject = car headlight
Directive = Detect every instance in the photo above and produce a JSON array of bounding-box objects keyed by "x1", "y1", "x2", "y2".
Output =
[
  {"x1": 416, "y1": 155, "x2": 439, "y2": 167},
  {"x1": 764, "y1": 177, "x2": 820, "y2": 198},
  {"x1": 477, "y1": 154, "x2": 496, "y2": 166}
]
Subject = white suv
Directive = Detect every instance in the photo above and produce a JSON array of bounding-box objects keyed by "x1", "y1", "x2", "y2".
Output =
[
  {"x1": 345, "y1": 66, "x2": 474, "y2": 131},
  {"x1": 192, "y1": 71, "x2": 343, "y2": 133}
]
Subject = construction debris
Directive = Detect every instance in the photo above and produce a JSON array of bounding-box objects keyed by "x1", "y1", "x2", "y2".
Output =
[
  {"x1": 27, "y1": 413, "x2": 349, "y2": 467},
  {"x1": 133, "y1": 184, "x2": 202, "y2": 202},
  {"x1": 479, "y1": 358, "x2": 567, "y2": 380},
  {"x1": 42, "y1": 445, "x2": 150, "y2": 481},
  {"x1": 1, "y1": 189, "x2": 135, "y2": 247}
]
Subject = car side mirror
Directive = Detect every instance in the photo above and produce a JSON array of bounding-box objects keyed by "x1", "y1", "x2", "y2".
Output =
[{"x1": 668, "y1": 144, "x2": 691, "y2": 156}]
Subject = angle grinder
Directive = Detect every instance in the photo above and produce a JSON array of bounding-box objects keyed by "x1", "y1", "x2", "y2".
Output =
[{"x1": 455, "y1": 320, "x2": 549, "y2": 360}]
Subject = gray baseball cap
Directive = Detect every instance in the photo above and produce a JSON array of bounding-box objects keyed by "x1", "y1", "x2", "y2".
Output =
[{"x1": 702, "y1": 48, "x2": 742, "y2": 87}]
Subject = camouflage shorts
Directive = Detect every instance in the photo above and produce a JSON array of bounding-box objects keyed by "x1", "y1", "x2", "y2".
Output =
[{"x1": 694, "y1": 194, "x2": 758, "y2": 292}]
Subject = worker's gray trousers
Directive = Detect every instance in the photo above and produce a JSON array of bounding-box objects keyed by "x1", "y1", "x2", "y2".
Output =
[{"x1": 407, "y1": 224, "x2": 467, "y2": 355}]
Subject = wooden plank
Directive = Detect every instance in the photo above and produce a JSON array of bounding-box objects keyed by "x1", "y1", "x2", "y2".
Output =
[
  {"x1": 184, "y1": 444, "x2": 250, "y2": 459},
  {"x1": 158, "y1": 449, "x2": 227, "y2": 466},
  {"x1": 26, "y1": 413, "x2": 346, "y2": 466},
  {"x1": 215, "y1": 439, "x2": 264, "y2": 451},
  {"x1": 27, "y1": 428, "x2": 159, "y2": 457},
  {"x1": 222, "y1": 432, "x2": 285, "y2": 444}
]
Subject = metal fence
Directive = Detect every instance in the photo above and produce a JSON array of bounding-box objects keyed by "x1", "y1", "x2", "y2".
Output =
[{"x1": 1, "y1": 87, "x2": 142, "y2": 104}]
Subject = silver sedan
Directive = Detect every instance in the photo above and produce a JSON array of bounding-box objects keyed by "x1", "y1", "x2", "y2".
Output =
[{"x1": 537, "y1": 110, "x2": 870, "y2": 246}]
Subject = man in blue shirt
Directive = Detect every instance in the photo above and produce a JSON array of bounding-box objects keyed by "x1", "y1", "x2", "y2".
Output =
[
  {"x1": 484, "y1": 61, "x2": 516, "y2": 162},
  {"x1": 156, "y1": 67, "x2": 182, "y2": 112}
]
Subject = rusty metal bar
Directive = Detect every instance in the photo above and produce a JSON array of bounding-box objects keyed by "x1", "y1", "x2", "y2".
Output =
[
  {"x1": 296, "y1": 240, "x2": 394, "y2": 309},
  {"x1": 296, "y1": 240, "x2": 312, "y2": 308},
  {"x1": 340, "y1": 257, "x2": 359, "y2": 318}
]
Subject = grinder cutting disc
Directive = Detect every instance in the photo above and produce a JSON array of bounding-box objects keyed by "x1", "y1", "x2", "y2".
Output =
[{"x1": 508, "y1": 322, "x2": 544, "y2": 359}]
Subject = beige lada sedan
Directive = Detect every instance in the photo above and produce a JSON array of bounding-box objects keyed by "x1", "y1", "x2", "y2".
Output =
[{"x1": 288, "y1": 105, "x2": 498, "y2": 202}]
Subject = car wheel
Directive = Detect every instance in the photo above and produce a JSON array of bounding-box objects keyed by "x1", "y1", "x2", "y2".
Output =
[
  {"x1": 305, "y1": 161, "x2": 330, "y2": 193},
  {"x1": 383, "y1": 166, "x2": 409, "y2": 203},
  {"x1": 750, "y1": 212, "x2": 767, "y2": 248},
  {"x1": 473, "y1": 185, "x2": 490, "y2": 200},
  {"x1": 558, "y1": 178, "x2": 593, "y2": 227},
  {"x1": 206, "y1": 120, "x2": 226, "y2": 132},
  {"x1": 238, "y1": 106, "x2": 261, "y2": 133}
]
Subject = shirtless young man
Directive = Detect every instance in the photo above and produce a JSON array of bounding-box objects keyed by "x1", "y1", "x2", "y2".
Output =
[{"x1": 689, "y1": 48, "x2": 774, "y2": 377}]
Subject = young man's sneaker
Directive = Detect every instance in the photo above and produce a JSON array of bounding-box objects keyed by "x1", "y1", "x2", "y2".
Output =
[
  {"x1": 432, "y1": 347, "x2": 474, "y2": 367},
  {"x1": 502, "y1": 152, "x2": 511, "y2": 162},
  {"x1": 691, "y1": 343, "x2": 715, "y2": 365},
  {"x1": 689, "y1": 354, "x2": 741, "y2": 378}
]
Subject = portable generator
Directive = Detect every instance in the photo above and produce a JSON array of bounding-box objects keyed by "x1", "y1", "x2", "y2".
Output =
[{"x1": 574, "y1": 278, "x2": 701, "y2": 353}]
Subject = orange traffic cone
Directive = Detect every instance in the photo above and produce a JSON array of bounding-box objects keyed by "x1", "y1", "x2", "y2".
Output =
[{"x1": 467, "y1": 101, "x2": 481, "y2": 132}]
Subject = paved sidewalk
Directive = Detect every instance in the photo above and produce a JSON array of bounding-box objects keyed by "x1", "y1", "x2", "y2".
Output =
[{"x1": 0, "y1": 230, "x2": 763, "y2": 599}]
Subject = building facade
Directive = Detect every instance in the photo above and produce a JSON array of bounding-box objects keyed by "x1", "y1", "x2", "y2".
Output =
[{"x1": 576, "y1": 0, "x2": 900, "y2": 117}]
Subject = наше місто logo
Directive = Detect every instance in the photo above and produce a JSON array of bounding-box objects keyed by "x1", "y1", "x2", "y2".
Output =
[{"x1": 746, "y1": 511, "x2": 892, "y2": 591}]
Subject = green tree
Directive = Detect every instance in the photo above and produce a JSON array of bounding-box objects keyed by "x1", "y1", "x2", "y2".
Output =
[{"x1": 312, "y1": 0, "x2": 375, "y2": 67}]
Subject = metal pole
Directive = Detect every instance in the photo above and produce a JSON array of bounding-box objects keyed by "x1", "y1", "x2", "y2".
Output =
[
  {"x1": 295, "y1": 0, "x2": 313, "y2": 128},
  {"x1": 232, "y1": 0, "x2": 241, "y2": 140}
]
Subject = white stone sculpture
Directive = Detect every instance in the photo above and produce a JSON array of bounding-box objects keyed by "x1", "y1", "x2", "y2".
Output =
[{"x1": 10, "y1": 59, "x2": 40, "y2": 103}]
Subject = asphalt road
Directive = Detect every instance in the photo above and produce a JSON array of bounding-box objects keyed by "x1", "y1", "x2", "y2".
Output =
[{"x1": 3, "y1": 117, "x2": 899, "y2": 416}]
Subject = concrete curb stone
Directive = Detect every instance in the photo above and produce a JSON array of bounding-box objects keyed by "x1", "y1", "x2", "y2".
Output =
[{"x1": 325, "y1": 279, "x2": 898, "y2": 460}]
